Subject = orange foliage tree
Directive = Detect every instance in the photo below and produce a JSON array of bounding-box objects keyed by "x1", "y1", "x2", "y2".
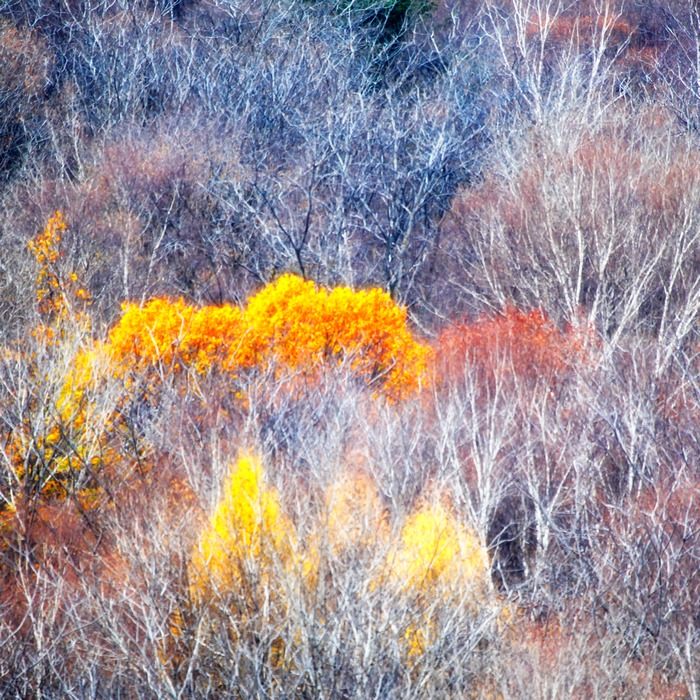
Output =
[
  {"x1": 3, "y1": 273, "x2": 429, "y2": 524},
  {"x1": 105, "y1": 274, "x2": 431, "y2": 399}
]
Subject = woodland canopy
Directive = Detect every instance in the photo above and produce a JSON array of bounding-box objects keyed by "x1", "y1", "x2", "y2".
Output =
[{"x1": 0, "y1": 1, "x2": 699, "y2": 697}]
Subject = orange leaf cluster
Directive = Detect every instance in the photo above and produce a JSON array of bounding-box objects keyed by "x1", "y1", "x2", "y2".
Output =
[
  {"x1": 106, "y1": 274, "x2": 430, "y2": 399},
  {"x1": 107, "y1": 297, "x2": 246, "y2": 372},
  {"x1": 28, "y1": 211, "x2": 91, "y2": 330},
  {"x1": 28, "y1": 210, "x2": 67, "y2": 317}
]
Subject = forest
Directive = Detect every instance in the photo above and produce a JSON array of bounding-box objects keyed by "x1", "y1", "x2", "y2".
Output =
[{"x1": 0, "y1": 0, "x2": 699, "y2": 697}]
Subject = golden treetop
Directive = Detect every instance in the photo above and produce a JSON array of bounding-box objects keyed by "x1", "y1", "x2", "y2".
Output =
[{"x1": 391, "y1": 499, "x2": 489, "y2": 593}]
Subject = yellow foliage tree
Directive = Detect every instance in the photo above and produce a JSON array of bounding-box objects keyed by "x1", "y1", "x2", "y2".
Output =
[
  {"x1": 182, "y1": 455, "x2": 495, "y2": 676},
  {"x1": 5, "y1": 212, "x2": 96, "y2": 503},
  {"x1": 393, "y1": 499, "x2": 489, "y2": 592},
  {"x1": 391, "y1": 499, "x2": 491, "y2": 658},
  {"x1": 189, "y1": 453, "x2": 294, "y2": 602},
  {"x1": 300, "y1": 468, "x2": 390, "y2": 596},
  {"x1": 28, "y1": 210, "x2": 67, "y2": 319},
  {"x1": 324, "y1": 469, "x2": 388, "y2": 555}
]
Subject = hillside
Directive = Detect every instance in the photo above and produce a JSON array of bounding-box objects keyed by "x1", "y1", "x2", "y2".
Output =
[{"x1": 0, "y1": 1, "x2": 699, "y2": 697}]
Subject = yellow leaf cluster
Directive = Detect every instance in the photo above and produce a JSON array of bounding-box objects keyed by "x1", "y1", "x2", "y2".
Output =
[
  {"x1": 192, "y1": 463, "x2": 491, "y2": 605},
  {"x1": 187, "y1": 455, "x2": 494, "y2": 670},
  {"x1": 8, "y1": 345, "x2": 112, "y2": 501},
  {"x1": 392, "y1": 499, "x2": 489, "y2": 593},
  {"x1": 28, "y1": 210, "x2": 65, "y2": 316},
  {"x1": 392, "y1": 499, "x2": 491, "y2": 661},
  {"x1": 57, "y1": 348, "x2": 97, "y2": 430},
  {"x1": 189, "y1": 453, "x2": 293, "y2": 600}
]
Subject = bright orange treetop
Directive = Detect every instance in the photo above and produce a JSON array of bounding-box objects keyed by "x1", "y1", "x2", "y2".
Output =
[{"x1": 105, "y1": 274, "x2": 430, "y2": 399}]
